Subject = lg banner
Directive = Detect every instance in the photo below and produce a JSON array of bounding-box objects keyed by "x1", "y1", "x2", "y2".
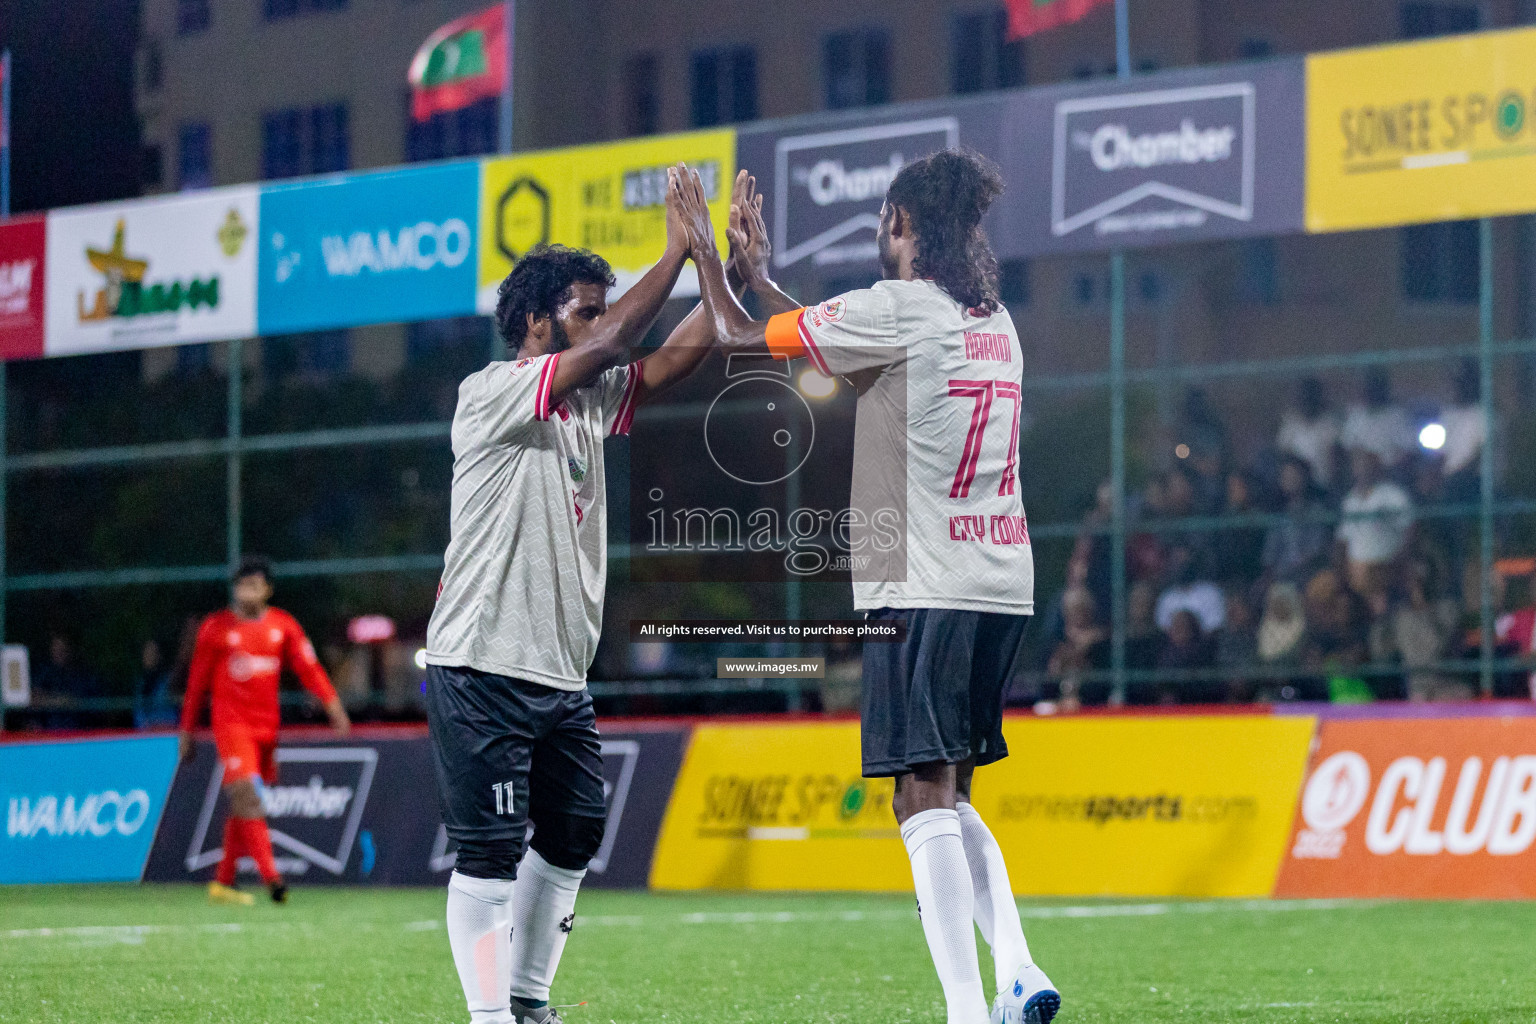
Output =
[
  {"x1": 143, "y1": 727, "x2": 686, "y2": 887},
  {"x1": 0, "y1": 735, "x2": 179, "y2": 883},
  {"x1": 1276, "y1": 717, "x2": 1536, "y2": 899}
]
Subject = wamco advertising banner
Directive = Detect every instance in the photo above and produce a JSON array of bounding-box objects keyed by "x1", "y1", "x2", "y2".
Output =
[
  {"x1": 44, "y1": 186, "x2": 258, "y2": 357},
  {"x1": 650, "y1": 716, "x2": 1314, "y2": 897},
  {"x1": 1275, "y1": 717, "x2": 1536, "y2": 899},
  {"x1": 1000, "y1": 57, "x2": 1306, "y2": 254},
  {"x1": 258, "y1": 161, "x2": 480, "y2": 335},
  {"x1": 476, "y1": 129, "x2": 734, "y2": 311},
  {"x1": 737, "y1": 97, "x2": 1006, "y2": 282},
  {"x1": 0, "y1": 215, "x2": 46, "y2": 360},
  {"x1": 1, "y1": 735, "x2": 180, "y2": 883},
  {"x1": 1306, "y1": 26, "x2": 1536, "y2": 231},
  {"x1": 143, "y1": 727, "x2": 686, "y2": 888}
]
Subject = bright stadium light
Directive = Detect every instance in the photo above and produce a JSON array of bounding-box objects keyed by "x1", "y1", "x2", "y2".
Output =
[
  {"x1": 1419, "y1": 422, "x2": 1447, "y2": 451},
  {"x1": 414, "y1": 648, "x2": 429, "y2": 671},
  {"x1": 798, "y1": 368, "x2": 836, "y2": 399}
]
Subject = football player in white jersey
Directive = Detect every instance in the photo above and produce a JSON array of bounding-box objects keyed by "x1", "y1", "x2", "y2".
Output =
[
  {"x1": 425, "y1": 169, "x2": 763, "y2": 1024},
  {"x1": 676, "y1": 152, "x2": 1058, "y2": 1024}
]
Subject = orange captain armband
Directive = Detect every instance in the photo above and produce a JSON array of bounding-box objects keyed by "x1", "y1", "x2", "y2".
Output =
[{"x1": 764, "y1": 309, "x2": 808, "y2": 361}]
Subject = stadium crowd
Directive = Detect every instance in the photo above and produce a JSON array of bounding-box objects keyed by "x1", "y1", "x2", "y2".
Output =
[{"x1": 1030, "y1": 362, "x2": 1536, "y2": 708}]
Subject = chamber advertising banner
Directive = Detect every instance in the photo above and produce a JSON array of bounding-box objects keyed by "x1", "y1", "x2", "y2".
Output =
[
  {"x1": 0, "y1": 215, "x2": 45, "y2": 361},
  {"x1": 143, "y1": 727, "x2": 686, "y2": 888},
  {"x1": 258, "y1": 162, "x2": 480, "y2": 335},
  {"x1": 1306, "y1": 26, "x2": 1536, "y2": 232},
  {"x1": 476, "y1": 129, "x2": 735, "y2": 311},
  {"x1": 1275, "y1": 717, "x2": 1536, "y2": 899},
  {"x1": 999, "y1": 57, "x2": 1306, "y2": 254},
  {"x1": 650, "y1": 715, "x2": 1314, "y2": 897},
  {"x1": 44, "y1": 186, "x2": 258, "y2": 356},
  {"x1": 1, "y1": 735, "x2": 179, "y2": 883},
  {"x1": 736, "y1": 97, "x2": 1006, "y2": 283}
]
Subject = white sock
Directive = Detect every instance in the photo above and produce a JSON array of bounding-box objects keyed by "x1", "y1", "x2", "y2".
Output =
[
  {"x1": 509, "y1": 850, "x2": 587, "y2": 1004},
  {"x1": 447, "y1": 871, "x2": 515, "y2": 1024},
  {"x1": 902, "y1": 808, "x2": 991, "y2": 1024},
  {"x1": 957, "y1": 801, "x2": 1033, "y2": 992}
]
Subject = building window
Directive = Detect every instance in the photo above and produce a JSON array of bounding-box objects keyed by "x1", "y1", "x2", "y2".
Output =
[
  {"x1": 176, "y1": 0, "x2": 209, "y2": 35},
  {"x1": 143, "y1": 40, "x2": 164, "y2": 91},
  {"x1": 1399, "y1": 2, "x2": 1480, "y2": 38},
  {"x1": 623, "y1": 54, "x2": 660, "y2": 137},
  {"x1": 142, "y1": 144, "x2": 164, "y2": 190},
  {"x1": 177, "y1": 343, "x2": 212, "y2": 376},
  {"x1": 1402, "y1": 221, "x2": 1479, "y2": 303},
  {"x1": 690, "y1": 45, "x2": 757, "y2": 127},
  {"x1": 262, "y1": 103, "x2": 349, "y2": 180},
  {"x1": 178, "y1": 123, "x2": 212, "y2": 190},
  {"x1": 951, "y1": 8, "x2": 1024, "y2": 95},
  {"x1": 407, "y1": 96, "x2": 498, "y2": 162},
  {"x1": 823, "y1": 27, "x2": 890, "y2": 110},
  {"x1": 1239, "y1": 38, "x2": 1274, "y2": 60},
  {"x1": 265, "y1": 0, "x2": 348, "y2": 21},
  {"x1": 265, "y1": 330, "x2": 351, "y2": 377}
]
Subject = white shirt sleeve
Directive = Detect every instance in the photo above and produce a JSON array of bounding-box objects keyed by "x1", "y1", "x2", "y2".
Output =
[
  {"x1": 795, "y1": 287, "x2": 906, "y2": 376},
  {"x1": 586, "y1": 361, "x2": 643, "y2": 436},
  {"x1": 460, "y1": 353, "x2": 561, "y2": 446}
]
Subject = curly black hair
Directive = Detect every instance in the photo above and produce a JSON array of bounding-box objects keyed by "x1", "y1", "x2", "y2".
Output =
[
  {"x1": 884, "y1": 148, "x2": 1005, "y2": 314},
  {"x1": 494, "y1": 244, "x2": 617, "y2": 354}
]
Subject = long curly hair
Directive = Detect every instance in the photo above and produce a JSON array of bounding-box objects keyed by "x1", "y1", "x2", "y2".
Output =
[
  {"x1": 884, "y1": 148, "x2": 1004, "y2": 314},
  {"x1": 494, "y1": 244, "x2": 616, "y2": 354}
]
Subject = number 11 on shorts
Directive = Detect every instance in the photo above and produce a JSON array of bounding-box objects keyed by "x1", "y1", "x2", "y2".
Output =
[{"x1": 492, "y1": 780, "x2": 515, "y2": 816}]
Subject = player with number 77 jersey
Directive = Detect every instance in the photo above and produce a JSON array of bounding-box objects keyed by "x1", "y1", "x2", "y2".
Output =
[{"x1": 677, "y1": 148, "x2": 1059, "y2": 1024}]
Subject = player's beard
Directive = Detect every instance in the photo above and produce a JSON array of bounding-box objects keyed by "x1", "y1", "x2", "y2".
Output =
[
  {"x1": 876, "y1": 218, "x2": 899, "y2": 280},
  {"x1": 548, "y1": 317, "x2": 572, "y2": 354}
]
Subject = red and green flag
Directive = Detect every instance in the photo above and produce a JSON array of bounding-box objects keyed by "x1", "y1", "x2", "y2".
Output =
[
  {"x1": 1004, "y1": 0, "x2": 1116, "y2": 40},
  {"x1": 409, "y1": 3, "x2": 509, "y2": 122}
]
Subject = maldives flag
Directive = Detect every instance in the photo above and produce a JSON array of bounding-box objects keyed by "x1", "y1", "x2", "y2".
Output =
[
  {"x1": 409, "y1": 3, "x2": 509, "y2": 122},
  {"x1": 1005, "y1": 0, "x2": 1115, "y2": 39}
]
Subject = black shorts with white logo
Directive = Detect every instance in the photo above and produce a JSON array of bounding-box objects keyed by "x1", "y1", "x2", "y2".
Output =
[
  {"x1": 424, "y1": 664, "x2": 606, "y2": 848},
  {"x1": 859, "y1": 607, "x2": 1029, "y2": 778}
]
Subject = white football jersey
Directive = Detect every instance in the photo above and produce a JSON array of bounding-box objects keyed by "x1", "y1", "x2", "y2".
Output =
[
  {"x1": 426, "y1": 353, "x2": 641, "y2": 689},
  {"x1": 791, "y1": 278, "x2": 1033, "y2": 614}
]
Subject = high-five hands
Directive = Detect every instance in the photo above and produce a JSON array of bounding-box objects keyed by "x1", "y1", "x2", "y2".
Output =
[
  {"x1": 669, "y1": 163, "x2": 718, "y2": 263},
  {"x1": 725, "y1": 170, "x2": 770, "y2": 290}
]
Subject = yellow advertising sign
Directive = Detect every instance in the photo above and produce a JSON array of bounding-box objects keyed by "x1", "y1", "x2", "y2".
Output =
[
  {"x1": 651, "y1": 715, "x2": 1315, "y2": 897},
  {"x1": 476, "y1": 129, "x2": 734, "y2": 312},
  {"x1": 1306, "y1": 27, "x2": 1536, "y2": 231}
]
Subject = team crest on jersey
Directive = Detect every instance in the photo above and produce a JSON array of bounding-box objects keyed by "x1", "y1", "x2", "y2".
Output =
[
  {"x1": 567, "y1": 456, "x2": 587, "y2": 483},
  {"x1": 509, "y1": 357, "x2": 538, "y2": 376},
  {"x1": 818, "y1": 297, "x2": 846, "y2": 323}
]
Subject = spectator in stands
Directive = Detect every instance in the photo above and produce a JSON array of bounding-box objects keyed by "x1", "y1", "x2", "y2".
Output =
[
  {"x1": 1047, "y1": 585, "x2": 1109, "y2": 710},
  {"x1": 133, "y1": 638, "x2": 179, "y2": 729},
  {"x1": 1276, "y1": 376, "x2": 1341, "y2": 492},
  {"x1": 34, "y1": 634, "x2": 100, "y2": 729},
  {"x1": 1125, "y1": 580, "x2": 1163, "y2": 672},
  {"x1": 1156, "y1": 545, "x2": 1225, "y2": 634},
  {"x1": 1155, "y1": 609, "x2": 1215, "y2": 702},
  {"x1": 1215, "y1": 588, "x2": 1259, "y2": 700},
  {"x1": 1337, "y1": 449, "x2": 1415, "y2": 601},
  {"x1": 1373, "y1": 558, "x2": 1463, "y2": 702},
  {"x1": 1257, "y1": 582, "x2": 1307, "y2": 668},
  {"x1": 1179, "y1": 388, "x2": 1228, "y2": 514},
  {"x1": 1302, "y1": 568, "x2": 1371, "y2": 699},
  {"x1": 1261, "y1": 456, "x2": 1332, "y2": 588},
  {"x1": 1215, "y1": 470, "x2": 1267, "y2": 586},
  {"x1": 1159, "y1": 467, "x2": 1217, "y2": 573},
  {"x1": 1341, "y1": 366, "x2": 1415, "y2": 470},
  {"x1": 1438, "y1": 357, "x2": 1486, "y2": 503}
]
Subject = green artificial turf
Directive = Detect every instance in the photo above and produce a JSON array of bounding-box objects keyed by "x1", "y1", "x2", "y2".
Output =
[{"x1": 1, "y1": 886, "x2": 1533, "y2": 1023}]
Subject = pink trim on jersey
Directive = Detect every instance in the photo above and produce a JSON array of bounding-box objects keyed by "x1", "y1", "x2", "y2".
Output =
[
  {"x1": 535, "y1": 353, "x2": 561, "y2": 422},
  {"x1": 611, "y1": 361, "x2": 643, "y2": 436},
  {"x1": 796, "y1": 310, "x2": 833, "y2": 377}
]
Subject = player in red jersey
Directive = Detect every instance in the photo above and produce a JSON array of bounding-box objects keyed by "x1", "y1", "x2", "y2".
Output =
[{"x1": 178, "y1": 555, "x2": 351, "y2": 905}]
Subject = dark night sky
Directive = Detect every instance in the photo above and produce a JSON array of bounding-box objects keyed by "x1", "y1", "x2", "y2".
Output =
[{"x1": 1, "y1": 0, "x2": 141, "y2": 213}]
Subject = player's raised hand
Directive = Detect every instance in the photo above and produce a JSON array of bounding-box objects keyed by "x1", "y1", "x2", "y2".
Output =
[
  {"x1": 726, "y1": 170, "x2": 771, "y2": 288},
  {"x1": 671, "y1": 162, "x2": 717, "y2": 260},
  {"x1": 664, "y1": 165, "x2": 689, "y2": 259}
]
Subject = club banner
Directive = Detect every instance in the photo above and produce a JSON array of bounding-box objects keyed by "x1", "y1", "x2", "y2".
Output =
[
  {"x1": 143, "y1": 726, "x2": 686, "y2": 887},
  {"x1": 1306, "y1": 26, "x2": 1536, "y2": 232},
  {"x1": 44, "y1": 186, "x2": 258, "y2": 357},
  {"x1": 1, "y1": 735, "x2": 179, "y2": 883},
  {"x1": 1275, "y1": 717, "x2": 1536, "y2": 899},
  {"x1": 999, "y1": 57, "x2": 1305, "y2": 254},
  {"x1": 0, "y1": 215, "x2": 45, "y2": 360},
  {"x1": 258, "y1": 161, "x2": 480, "y2": 335},
  {"x1": 736, "y1": 97, "x2": 1007, "y2": 282},
  {"x1": 649, "y1": 715, "x2": 1313, "y2": 897},
  {"x1": 476, "y1": 129, "x2": 735, "y2": 312}
]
